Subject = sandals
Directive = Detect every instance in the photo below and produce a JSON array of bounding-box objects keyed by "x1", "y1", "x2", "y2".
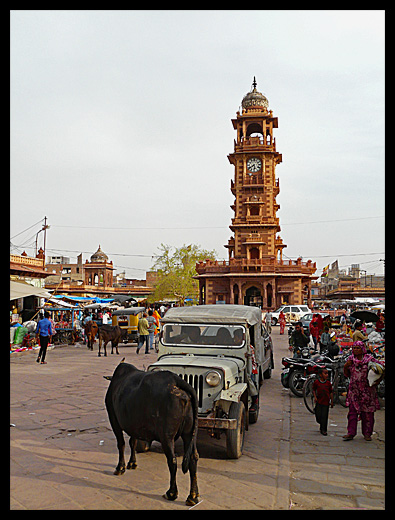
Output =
[{"x1": 342, "y1": 434, "x2": 354, "y2": 441}]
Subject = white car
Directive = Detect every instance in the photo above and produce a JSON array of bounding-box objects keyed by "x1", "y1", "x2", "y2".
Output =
[{"x1": 270, "y1": 305, "x2": 311, "y2": 325}]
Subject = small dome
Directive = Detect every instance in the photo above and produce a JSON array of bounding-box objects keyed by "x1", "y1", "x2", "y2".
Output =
[
  {"x1": 90, "y1": 245, "x2": 108, "y2": 263},
  {"x1": 241, "y1": 77, "x2": 269, "y2": 110}
]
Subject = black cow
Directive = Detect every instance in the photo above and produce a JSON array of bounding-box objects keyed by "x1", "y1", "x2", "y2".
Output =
[
  {"x1": 104, "y1": 361, "x2": 199, "y2": 506},
  {"x1": 98, "y1": 325, "x2": 124, "y2": 357}
]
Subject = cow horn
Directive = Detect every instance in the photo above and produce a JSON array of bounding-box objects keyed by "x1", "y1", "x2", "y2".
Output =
[
  {"x1": 103, "y1": 375, "x2": 112, "y2": 381},
  {"x1": 121, "y1": 357, "x2": 125, "y2": 363}
]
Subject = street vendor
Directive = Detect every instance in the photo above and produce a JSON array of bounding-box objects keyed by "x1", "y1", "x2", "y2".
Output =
[{"x1": 352, "y1": 320, "x2": 368, "y2": 343}]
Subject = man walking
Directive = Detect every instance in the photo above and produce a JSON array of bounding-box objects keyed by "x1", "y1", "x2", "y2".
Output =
[
  {"x1": 136, "y1": 312, "x2": 150, "y2": 354},
  {"x1": 35, "y1": 311, "x2": 54, "y2": 364}
]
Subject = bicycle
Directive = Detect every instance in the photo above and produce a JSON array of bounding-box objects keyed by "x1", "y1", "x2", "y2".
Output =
[{"x1": 303, "y1": 349, "x2": 351, "y2": 414}]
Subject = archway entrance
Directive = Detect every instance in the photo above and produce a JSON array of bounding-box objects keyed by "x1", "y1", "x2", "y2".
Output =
[{"x1": 244, "y1": 286, "x2": 262, "y2": 307}]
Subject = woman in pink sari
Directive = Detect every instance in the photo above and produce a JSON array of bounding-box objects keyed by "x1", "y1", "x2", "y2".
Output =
[
  {"x1": 279, "y1": 311, "x2": 286, "y2": 335},
  {"x1": 342, "y1": 341, "x2": 383, "y2": 441}
]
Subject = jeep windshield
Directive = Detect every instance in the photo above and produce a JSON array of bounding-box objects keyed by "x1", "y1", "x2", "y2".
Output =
[{"x1": 162, "y1": 324, "x2": 246, "y2": 348}]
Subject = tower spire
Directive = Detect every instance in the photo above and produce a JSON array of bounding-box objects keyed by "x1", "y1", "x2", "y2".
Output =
[{"x1": 252, "y1": 76, "x2": 257, "y2": 90}]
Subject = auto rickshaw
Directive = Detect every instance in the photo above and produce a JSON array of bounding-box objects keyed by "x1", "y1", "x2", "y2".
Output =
[{"x1": 111, "y1": 307, "x2": 146, "y2": 343}]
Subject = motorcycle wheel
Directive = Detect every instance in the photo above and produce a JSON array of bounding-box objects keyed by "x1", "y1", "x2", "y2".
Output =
[
  {"x1": 289, "y1": 369, "x2": 305, "y2": 397},
  {"x1": 303, "y1": 376, "x2": 316, "y2": 414},
  {"x1": 335, "y1": 373, "x2": 349, "y2": 407}
]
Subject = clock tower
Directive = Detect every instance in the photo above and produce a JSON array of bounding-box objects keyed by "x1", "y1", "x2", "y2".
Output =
[
  {"x1": 196, "y1": 78, "x2": 316, "y2": 308},
  {"x1": 226, "y1": 76, "x2": 286, "y2": 264}
]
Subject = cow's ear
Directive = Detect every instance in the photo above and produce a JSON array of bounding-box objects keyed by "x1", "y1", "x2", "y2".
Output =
[
  {"x1": 120, "y1": 357, "x2": 126, "y2": 363},
  {"x1": 103, "y1": 375, "x2": 112, "y2": 381}
]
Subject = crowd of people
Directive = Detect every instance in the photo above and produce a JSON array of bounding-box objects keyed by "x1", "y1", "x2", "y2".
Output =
[{"x1": 281, "y1": 309, "x2": 385, "y2": 441}]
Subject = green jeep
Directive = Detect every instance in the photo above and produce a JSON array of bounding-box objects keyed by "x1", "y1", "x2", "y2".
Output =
[{"x1": 148, "y1": 304, "x2": 274, "y2": 458}]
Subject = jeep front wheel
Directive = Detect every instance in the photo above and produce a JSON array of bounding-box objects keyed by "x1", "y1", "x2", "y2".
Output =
[{"x1": 226, "y1": 401, "x2": 246, "y2": 459}]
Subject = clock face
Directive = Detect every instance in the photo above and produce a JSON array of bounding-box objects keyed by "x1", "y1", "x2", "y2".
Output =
[{"x1": 247, "y1": 157, "x2": 262, "y2": 173}]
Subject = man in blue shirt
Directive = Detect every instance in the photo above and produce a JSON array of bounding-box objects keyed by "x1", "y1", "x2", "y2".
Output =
[{"x1": 36, "y1": 311, "x2": 54, "y2": 364}]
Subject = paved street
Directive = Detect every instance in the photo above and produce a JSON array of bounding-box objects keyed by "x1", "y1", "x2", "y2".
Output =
[{"x1": 10, "y1": 328, "x2": 385, "y2": 510}]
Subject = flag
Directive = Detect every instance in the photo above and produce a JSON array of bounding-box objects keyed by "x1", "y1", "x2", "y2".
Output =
[{"x1": 322, "y1": 265, "x2": 329, "y2": 277}]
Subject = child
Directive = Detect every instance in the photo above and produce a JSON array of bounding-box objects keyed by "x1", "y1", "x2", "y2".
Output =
[
  {"x1": 319, "y1": 325, "x2": 331, "y2": 353},
  {"x1": 312, "y1": 368, "x2": 333, "y2": 435}
]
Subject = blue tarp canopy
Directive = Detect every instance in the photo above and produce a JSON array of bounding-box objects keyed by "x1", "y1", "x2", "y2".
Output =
[{"x1": 52, "y1": 295, "x2": 115, "y2": 304}]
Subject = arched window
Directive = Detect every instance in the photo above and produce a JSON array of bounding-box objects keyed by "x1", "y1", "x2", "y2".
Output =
[
  {"x1": 250, "y1": 247, "x2": 259, "y2": 259},
  {"x1": 246, "y1": 122, "x2": 263, "y2": 138}
]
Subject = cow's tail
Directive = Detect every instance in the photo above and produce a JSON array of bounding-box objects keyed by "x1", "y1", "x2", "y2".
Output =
[{"x1": 176, "y1": 377, "x2": 199, "y2": 474}]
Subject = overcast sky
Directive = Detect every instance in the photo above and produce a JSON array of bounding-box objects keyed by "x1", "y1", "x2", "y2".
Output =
[{"x1": 10, "y1": 10, "x2": 385, "y2": 280}]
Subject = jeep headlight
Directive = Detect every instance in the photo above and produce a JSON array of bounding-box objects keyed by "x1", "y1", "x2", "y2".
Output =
[{"x1": 205, "y1": 370, "x2": 222, "y2": 387}]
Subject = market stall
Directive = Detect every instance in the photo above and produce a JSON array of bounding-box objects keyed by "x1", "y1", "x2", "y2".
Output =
[{"x1": 41, "y1": 306, "x2": 82, "y2": 345}]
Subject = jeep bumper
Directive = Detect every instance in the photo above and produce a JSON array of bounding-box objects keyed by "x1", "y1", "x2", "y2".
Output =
[{"x1": 198, "y1": 414, "x2": 237, "y2": 430}]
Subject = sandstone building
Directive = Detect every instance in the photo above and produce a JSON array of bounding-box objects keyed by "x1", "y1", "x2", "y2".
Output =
[{"x1": 196, "y1": 78, "x2": 317, "y2": 308}]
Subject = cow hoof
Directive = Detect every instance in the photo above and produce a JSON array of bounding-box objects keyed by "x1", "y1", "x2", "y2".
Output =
[
  {"x1": 113, "y1": 466, "x2": 125, "y2": 475},
  {"x1": 127, "y1": 462, "x2": 137, "y2": 470},
  {"x1": 186, "y1": 495, "x2": 200, "y2": 506},
  {"x1": 163, "y1": 490, "x2": 178, "y2": 501}
]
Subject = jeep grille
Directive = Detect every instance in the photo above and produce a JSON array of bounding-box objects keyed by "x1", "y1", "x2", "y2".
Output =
[{"x1": 178, "y1": 373, "x2": 204, "y2": 408}]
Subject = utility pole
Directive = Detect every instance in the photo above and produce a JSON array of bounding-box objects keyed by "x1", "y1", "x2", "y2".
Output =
[
  {"x1": 43, "y1": 216, "x2": 48, "y2": 265},
  {"x1": 35, "y1": 216, "x2": 49, "y2": 266},
  {"x1": 35, "y1": 216, "x2": 49, "y2": 259}
]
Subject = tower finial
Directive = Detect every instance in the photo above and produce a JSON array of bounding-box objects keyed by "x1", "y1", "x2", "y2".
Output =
[{"x1": 252, "y1": 76, "x2": 257, "y2": 90}]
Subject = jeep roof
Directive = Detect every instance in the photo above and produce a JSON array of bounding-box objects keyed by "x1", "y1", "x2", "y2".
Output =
[{"x1": 161, "y1": 304, "x2": 262, "y2": 326}]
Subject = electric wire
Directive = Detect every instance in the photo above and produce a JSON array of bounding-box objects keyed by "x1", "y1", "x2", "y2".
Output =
[
  {"x1": 10, "y1": 218, "x2": 45, "y2": 240},
  {"x1": 50, "y1": 214, "x2": 384, "y2": 231}
]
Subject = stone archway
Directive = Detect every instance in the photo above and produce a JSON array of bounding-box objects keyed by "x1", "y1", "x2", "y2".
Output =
[{"x1": 244, "y1": 285, "x2": 262, "y2": 307}]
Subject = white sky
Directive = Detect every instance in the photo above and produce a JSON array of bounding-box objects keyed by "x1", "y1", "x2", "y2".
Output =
[{"x1": 10, "y1": 10, "x2": 385, "y2": 279}]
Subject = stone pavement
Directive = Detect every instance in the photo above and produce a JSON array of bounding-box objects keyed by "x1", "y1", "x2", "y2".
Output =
[{"x1": 10, "y1": 328, "x2": 385, "y2": 509}]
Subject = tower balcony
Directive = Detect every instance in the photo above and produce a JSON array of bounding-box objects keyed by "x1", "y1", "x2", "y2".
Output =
[
  {"x1": 195, "y1": 257, "x2": 317, "y2": 276},
  {"x1": 234, "y1": 136, "x2": 276, "y2": 153}
]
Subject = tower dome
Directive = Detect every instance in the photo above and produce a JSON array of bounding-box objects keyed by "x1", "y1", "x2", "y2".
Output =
[
  {"x1": 241, "y1": 77, "x2": 269, "y2": 110},
  {"x1": 90, "y1": 245, "x2": 108, "y2": 263}
]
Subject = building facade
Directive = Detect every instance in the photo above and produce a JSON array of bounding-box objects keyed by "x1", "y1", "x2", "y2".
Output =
[
  {"x1": 196, "y1": 79, "x2": 317, "y2": 309},
  {"x1": 44, "y1": 245, "x2": 154, "y2": 299}
]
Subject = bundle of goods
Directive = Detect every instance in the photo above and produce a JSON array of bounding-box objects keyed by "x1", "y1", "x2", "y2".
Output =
[
  {"x1": 367, "y1": 360, "x2": 385, "y2": 387},
  {"x1": 13, "y1": 326, "x2": 28, "y2": 345}
]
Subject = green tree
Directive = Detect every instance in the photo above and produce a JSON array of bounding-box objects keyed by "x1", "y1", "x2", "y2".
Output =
[{"x1": 149, "y1": 243, "x2": 217, "y2": 305}]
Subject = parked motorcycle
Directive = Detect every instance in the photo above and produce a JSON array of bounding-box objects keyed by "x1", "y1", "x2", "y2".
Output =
[{"x1": 281, "y1": 353, "x2": 318, "y2": 397}]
